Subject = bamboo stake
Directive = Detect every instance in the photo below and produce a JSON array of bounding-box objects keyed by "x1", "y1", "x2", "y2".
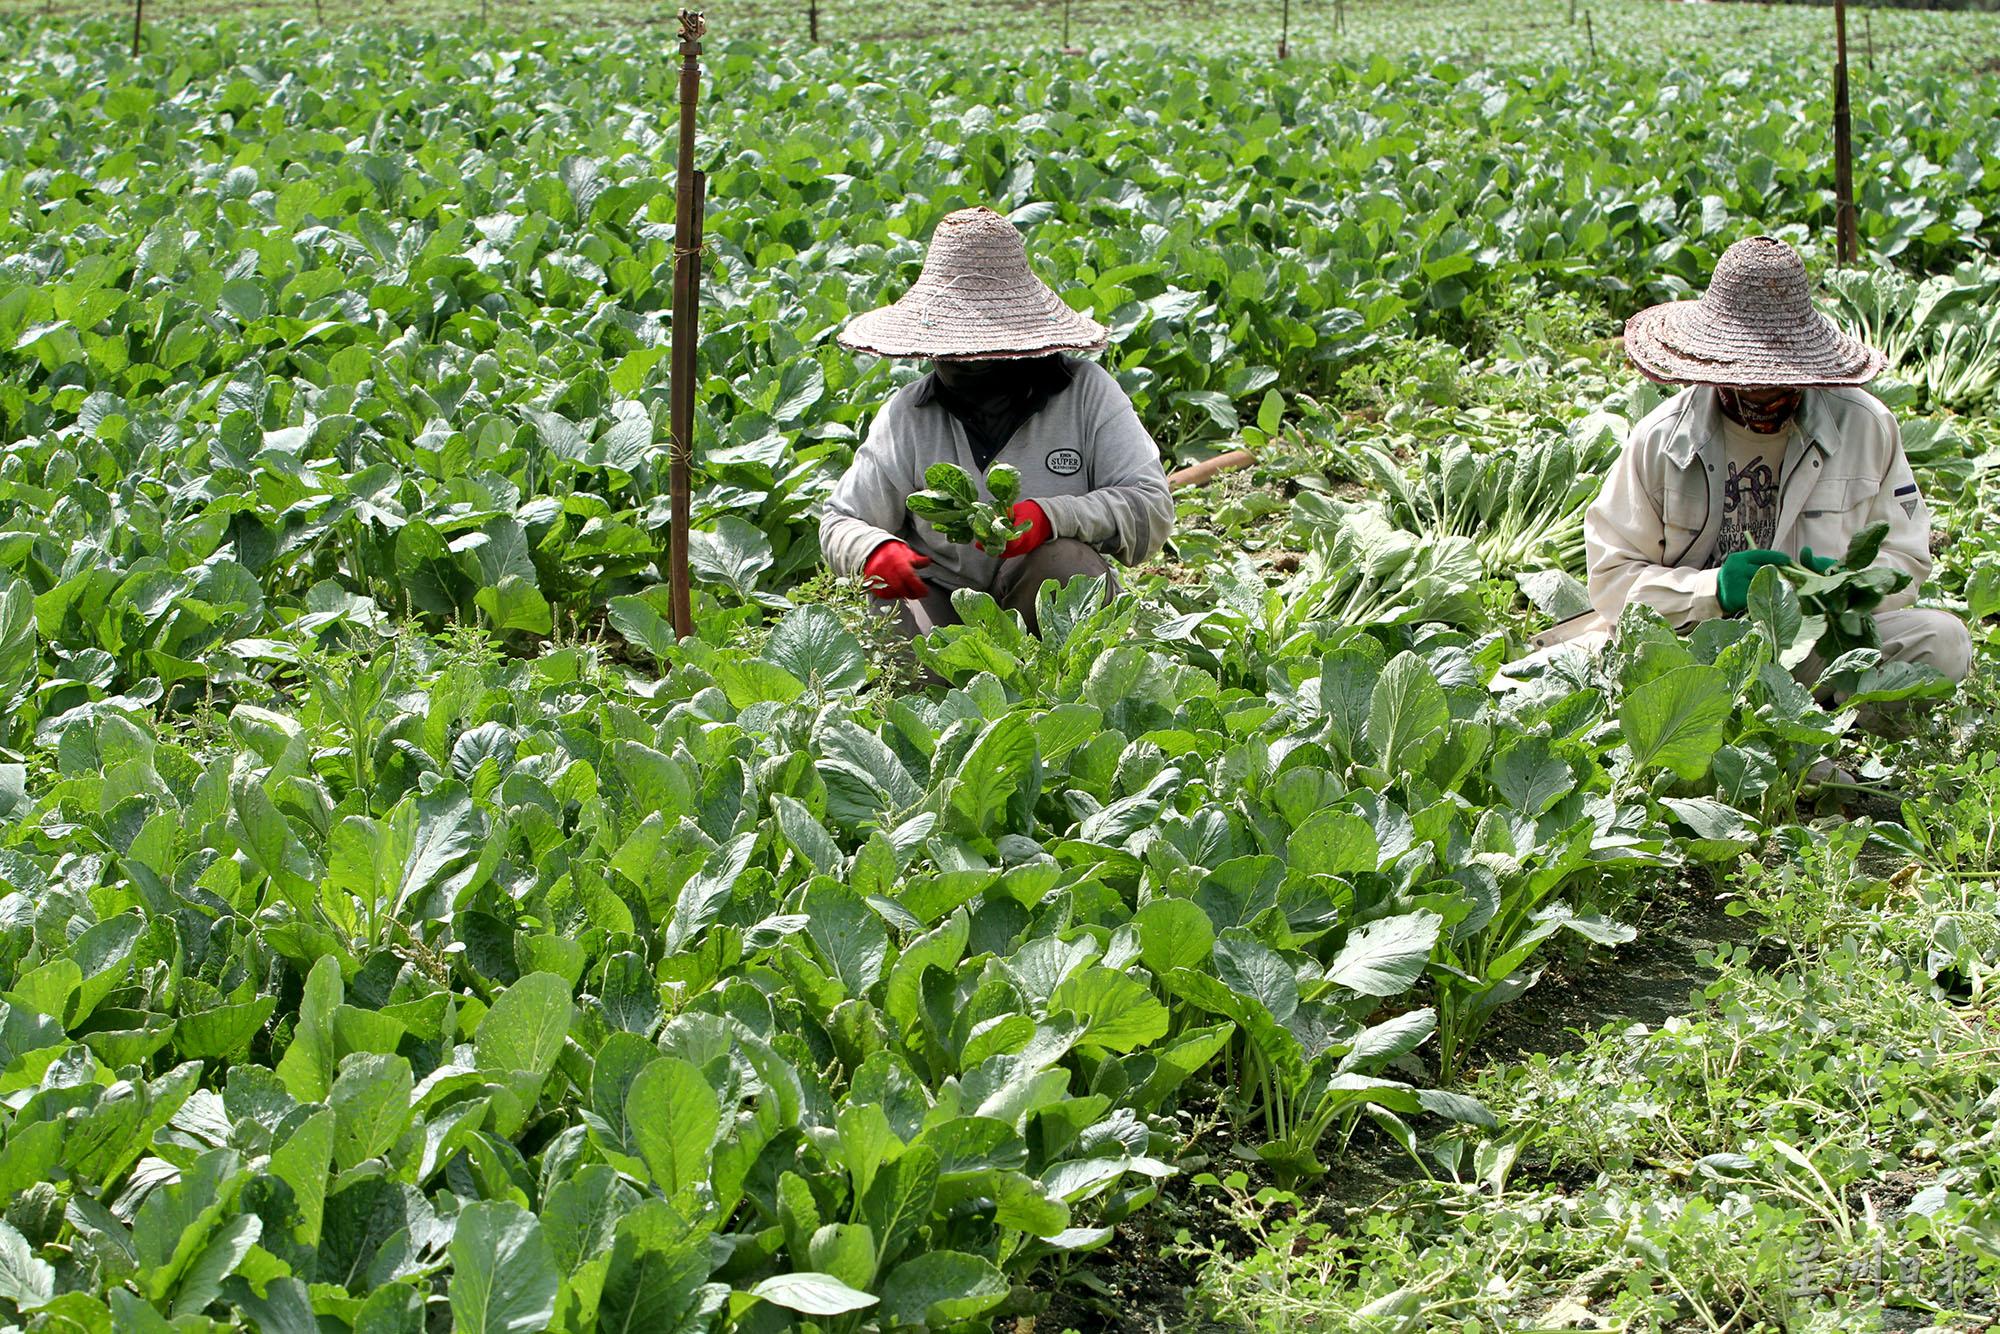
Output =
[
  {"x1": 809, "y1": 0, "x2": 818, "y2": 43},
  {"x1": 1863, "y1": 5, "x2": 1874, "y2": 75},
  {"x1": 1278, "y1": 0, "x2": 1289, "y2": 59},
  {"x1": 669, "y1": 10, "x2": 706, "y2": 642},
  {"x1": 131, "y1": 0, "x2": 142, "y2": 57},
  {"x1": 1833, "y1": 0, "x2": 1858, "y2": 264},
  {"x1": 1583, "y1": 10, "x2": 1595, "y2": 61}
]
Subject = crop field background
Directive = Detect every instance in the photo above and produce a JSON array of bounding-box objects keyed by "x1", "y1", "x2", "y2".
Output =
[{"x1": 0, "y1": 0, "x2": 1998, "y2": 1330}]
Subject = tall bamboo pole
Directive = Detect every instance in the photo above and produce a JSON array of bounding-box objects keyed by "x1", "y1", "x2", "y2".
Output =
[
  {"x1": 1278, "y1": 0, "x2": 1289, "y2": 58},
  {"x1": 1833, "y1": 0, "x2": 1858, "y2": 264},
  {"x1": 669, "y1": 10, "x2": 706, "y2": 642},
  {"x1": 809, "y1": 0, "x2": 818, "y2": 43},
  {"x1": 131, "y1": 0, "x2": 142, "y2": 57}
]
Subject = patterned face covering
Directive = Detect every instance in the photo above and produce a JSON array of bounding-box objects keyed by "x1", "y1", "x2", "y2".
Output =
[{"x1": 1718, "y1": 384, "x2": 1803, "y2": 433}]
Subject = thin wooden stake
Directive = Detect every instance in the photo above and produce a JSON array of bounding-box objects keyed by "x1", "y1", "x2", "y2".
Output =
[
  {"x1": 131, "y1": 0, "x2": 142, "y2": 57},
  {"x1": 1568, "y1": 0, "x2": 1575, "y2": 26},
  {"x1": 1278, "y1": 0, "x2": 1289, "y2": 59},
  {"x1": 809, "y1": 0, "x2": 818, "y2": 43},
  {"x1": 668, "y1": 10, "x2": 706, "y2": 643},
  {"x1": 1863, "y1": 5, "x2": 1874, "y2": 75},
  {"x1": 1063, "y1": 0, "x2": 1071, "y2": 49},
  {"x1": 1584, "y1": 10, "x2": 1595, "y2": 61},
  {"x1": 1833, "y1": 0, "x2": 1858, "y2": 264}
]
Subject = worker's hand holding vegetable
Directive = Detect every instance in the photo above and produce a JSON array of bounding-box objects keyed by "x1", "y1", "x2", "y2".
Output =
[
  {"x1": 1778, "y1": 523, "x2": 1912, "y2": 657},
  {"x1": 985, "y1": 501, "x2": 1051, "y2": 558},
  {"x1": 1717, "y1": 548, "x2": 1793, "y2": 614}
]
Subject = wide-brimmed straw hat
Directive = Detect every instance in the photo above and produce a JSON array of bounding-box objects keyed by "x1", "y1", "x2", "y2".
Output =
[
  {"x1": 838, "y1": 207, "x2": 1109, "y2": 361},
  {"x1": 1623, "y1": 236, "x2": 1885, "y2": 387}
]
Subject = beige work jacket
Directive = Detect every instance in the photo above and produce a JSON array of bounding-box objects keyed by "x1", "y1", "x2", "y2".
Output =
[{"x1": 1566, "y1": 385, "x2": 1931, "y2": 640}]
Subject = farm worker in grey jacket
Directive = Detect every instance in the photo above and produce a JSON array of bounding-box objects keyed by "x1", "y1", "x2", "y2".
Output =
[
  {"x1": 1571, "y1": 236, "x2": 1969, "y2": 680},
  {"x1": 823, "y1": 207, "x2": 1174, "y2": 637}
]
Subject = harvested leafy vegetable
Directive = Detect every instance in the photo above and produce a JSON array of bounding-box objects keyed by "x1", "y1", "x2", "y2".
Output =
[
  {"x1": 1776, "y1": 521, "x2": 1913, "y2": 659},
  {"x1": 907, "y1": 462, "x2": 1032, "y2": 550},
  {"x1": 1821, "y1": 263, "x2": 2000, "y2": 409},
  {"x1": 1363, "y1": 427, "x2": 1616, "y2": 577}
]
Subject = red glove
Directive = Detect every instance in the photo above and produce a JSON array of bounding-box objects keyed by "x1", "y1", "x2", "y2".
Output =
[
  {"x1": 861, "y1": 540, "x2": 932, "y2": 600},
  {"x1": 988, "y1": 501, "x2": 1052, "y2": 560}
]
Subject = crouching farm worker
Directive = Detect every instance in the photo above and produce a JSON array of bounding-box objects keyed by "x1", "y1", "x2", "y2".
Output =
[
  {"x1": 820, "y1": 207, "x2": 1174, "y2": 637},
  {"x1": 1558, "y1": 236, "x2": 1970, "y2": 683}
]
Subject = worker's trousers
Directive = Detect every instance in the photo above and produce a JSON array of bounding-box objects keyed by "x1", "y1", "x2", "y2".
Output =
[
  {"x1": 1501, "y1": 605, "x2": 1975, "y2": 696},
  {"x1": 892, "y1": 539, "x2": 1115, "y2": 638},
  {"x1": 1801, "y1": 606, "x2": 1975, "y2": 684}
]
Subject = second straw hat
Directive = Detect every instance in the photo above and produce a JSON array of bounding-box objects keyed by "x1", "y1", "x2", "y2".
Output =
[
  {"x1": 838, "y1": 207, "x2": 1109, "y2": 361},
  {"x1": 1622, "y1": 236, "x2": 1886, "y2": 387}
]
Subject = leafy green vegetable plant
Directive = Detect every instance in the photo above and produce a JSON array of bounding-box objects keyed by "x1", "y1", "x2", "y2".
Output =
[
  {"x1": 1773, "y1": 521, "x2": 1912, "y2": 660},
  {"x1": 1364, "y1": 430, "x2": 1612, "y2": 576},
  {"x1": 0, "y1": 9, "x2": 1990, "y2": 1328}
]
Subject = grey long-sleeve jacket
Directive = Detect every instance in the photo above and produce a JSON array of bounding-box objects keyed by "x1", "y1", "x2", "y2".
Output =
[{"x1": 819, "y1": 357, "x2": 1175, "y2": 593}]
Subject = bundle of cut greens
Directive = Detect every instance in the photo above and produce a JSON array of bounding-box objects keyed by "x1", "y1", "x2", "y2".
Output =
[
  {"x1": 1772, "y1": 521, "x2": 1913, "y2": 660},
  {"x1": 906, "y1": 462, "x2": 1031, "y2": 549},
  {"x1": 1363, "y1": 429, "x2": 1610, "y2": 577},
  {"x1": 1820, "y1": 263, "x2": 2000, "y2": 410},
  {"x1": 1283, "y1": 495, "x2": 1484, "y2": 628}
]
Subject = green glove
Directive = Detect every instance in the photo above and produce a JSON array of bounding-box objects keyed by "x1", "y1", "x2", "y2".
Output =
[
  {"x1": 1798, "y1": 546, "x2": 1837, "y2": 575},
  {"x1": 1717, "y1": 548, "x2": 1792, "y2": 614}
]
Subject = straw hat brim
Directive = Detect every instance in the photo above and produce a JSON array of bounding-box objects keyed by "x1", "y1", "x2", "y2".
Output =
[
  {"x1": 1623, "y1": 300, "x2": 1886, "y2": 387},
  {"x1": 838, "y1": 275, "x2": 1110, "y2": 360}
]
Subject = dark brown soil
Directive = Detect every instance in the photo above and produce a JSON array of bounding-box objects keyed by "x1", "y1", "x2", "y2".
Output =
[
  {"x1": 1036, "y1": 1231, "x2": 1217, "y2": 1334},
  {"x1": 1468, "y1": 865, "x2": 1754, "y2": 1071}
]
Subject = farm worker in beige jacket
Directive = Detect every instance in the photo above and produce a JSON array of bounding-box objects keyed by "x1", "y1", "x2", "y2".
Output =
[
  {"x1": 1567, "y1": 236, "x2": 1970, "y2": 680},
  {"x1": 822, "y1": 207, "x2": 1174, "y2": 637}
]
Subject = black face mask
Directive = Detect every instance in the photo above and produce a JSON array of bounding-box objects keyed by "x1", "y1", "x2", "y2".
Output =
[
  {"x1": 924, "y1": 356, "x2": 1072, "y2": 469},
  {"x1": 932, "y1": 359, "x2": 1015, "y2": 397}
]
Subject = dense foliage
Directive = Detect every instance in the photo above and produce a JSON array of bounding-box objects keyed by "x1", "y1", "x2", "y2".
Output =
[{"x1": 2, "y1": 11, "x2": 1998, "y2": 651}]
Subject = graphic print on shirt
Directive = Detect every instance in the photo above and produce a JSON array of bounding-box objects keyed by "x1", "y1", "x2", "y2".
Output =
[{"x1": 1715, "y1": 452, "x2": 1779, "y2": 558}]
